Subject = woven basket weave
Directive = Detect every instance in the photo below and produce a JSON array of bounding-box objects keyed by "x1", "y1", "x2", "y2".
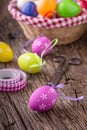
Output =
[
  {"x1": 18, "y1": 22, "x2": 87, "y2": 45},
  {"x1": 8, "y1": 0, "x2": 87, "y2": 45}
]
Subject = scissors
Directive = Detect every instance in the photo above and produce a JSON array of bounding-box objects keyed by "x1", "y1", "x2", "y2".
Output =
[{"x1": 48, "y1": 54, "x2": 82, "y2": 86}]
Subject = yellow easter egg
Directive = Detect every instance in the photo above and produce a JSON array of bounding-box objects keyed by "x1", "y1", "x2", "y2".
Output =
[{"x1": 0, "y1": 42, "x2": 14, "y2": 62}]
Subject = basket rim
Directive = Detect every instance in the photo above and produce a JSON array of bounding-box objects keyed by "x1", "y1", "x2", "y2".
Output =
[{"x1": 8, "y1": 0, "x2": 87, "y2": 29}]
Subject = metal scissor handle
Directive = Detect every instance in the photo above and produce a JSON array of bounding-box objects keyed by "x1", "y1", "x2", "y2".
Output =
[
  {"x1": 51, "y1": 54, "x2": 82, "y2": 86},
  {"x1": 53, "y1": 54, "x2": 65, "y2": 62},
  {"x1": 53, "y1": 54, "x2": 82, "y2": 65},
  {"x1": 68, "y1": 57, "x2": 82, "y2": 65}
]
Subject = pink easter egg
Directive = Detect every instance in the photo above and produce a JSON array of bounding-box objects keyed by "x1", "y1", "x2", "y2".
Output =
[
  {"x1": 31, "y1": 36, "x2": 51, "y2": 56},
  {"x1": 29, "y1": 85, "x2": 58, "y2": 112}
]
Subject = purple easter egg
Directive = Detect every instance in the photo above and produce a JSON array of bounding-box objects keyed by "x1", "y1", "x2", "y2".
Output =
[
  {"x1": 29, "y1": 85, "x2": 58, "y2": 112},
  {"x1": 21, "y1": 2, "x2": 38, "y2": 17},
  {"x1": 31, "y1": 36, "x2": 51, "y2": 56}
]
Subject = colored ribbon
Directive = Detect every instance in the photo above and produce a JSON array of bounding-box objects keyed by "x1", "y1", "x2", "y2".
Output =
[
  {"x1": 41, "y1": 39, "x2": 58, "y2": 58},
  {"x1": 0, "y1": 69, "x2": 27, "y2": 92},
  {"x1": 48, "y1": 83, "x2": 84, "y2": 101},
  {"x1": 23, "y1": 38, "x2": 35, "y2": 52}
]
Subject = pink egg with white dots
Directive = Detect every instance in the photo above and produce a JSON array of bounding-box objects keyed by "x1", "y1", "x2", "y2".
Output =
[
  {"x1": 28, "y1": 85, "x2": 58, "y2": 112},
  {"x1": 31, "y1": 36, "x2": 51, "y2": 56}
]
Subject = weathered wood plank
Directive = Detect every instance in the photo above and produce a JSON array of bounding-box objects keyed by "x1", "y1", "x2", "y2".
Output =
[{"x1": 0, "y1": 0, "x2": 87, "y2": 130}]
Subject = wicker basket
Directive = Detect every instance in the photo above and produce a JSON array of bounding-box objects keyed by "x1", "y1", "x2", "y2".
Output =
[
  {"x1": 8, "y1": 0, "x2": 87, "y2": 45},
  {"x1": 18, "y1": 22, "x2": 87, "y2": 44}
]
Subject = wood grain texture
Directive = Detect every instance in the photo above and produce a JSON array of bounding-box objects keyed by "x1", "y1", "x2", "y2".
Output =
[{"x1": 0, "y1": 0, "x2": 87, "y2": 130}]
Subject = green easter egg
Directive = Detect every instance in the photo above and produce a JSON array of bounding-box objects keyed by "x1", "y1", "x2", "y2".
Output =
[
  {"x1": 18, "y1": 52, "x2": 43, "y2": 74},
  {"x1": 56, "y1": 0, "x2": 81, "y2": 18}
]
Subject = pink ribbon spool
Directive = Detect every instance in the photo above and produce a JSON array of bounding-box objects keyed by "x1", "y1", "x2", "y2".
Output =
[
  {"x1": 0, "y1": 69, "x2": 27, "y2": 92},
  {"x1": 0, "y1": 69, "x2": 20, "y2": 84}
]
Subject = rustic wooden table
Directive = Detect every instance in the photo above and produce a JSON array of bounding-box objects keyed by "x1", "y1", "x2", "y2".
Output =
[{"x1": 0, "y1": 0, "x2": 87, "y2": 130}]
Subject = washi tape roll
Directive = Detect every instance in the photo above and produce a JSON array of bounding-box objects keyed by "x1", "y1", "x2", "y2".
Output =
[
  {"x1": 0, "y1": 69, "x2": 27, "y2": 92},
  {"x1": 0, "y1": 69, "x2": 20, "y2": 84}
]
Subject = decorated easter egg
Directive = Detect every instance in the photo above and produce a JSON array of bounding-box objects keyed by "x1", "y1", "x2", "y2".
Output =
[
  {"x1": 32, "y1": 36, "x2": 51, "y2": 56},
  {"x1": 17, "y1": 0, "x2": 30, "y2": 10},
  {"x1": 0, "y1": 42, "x2": 14, "y2": 62},
  {"x1": 56, "y1": 0, "x2": 81, "y2": 18},
  {"x1": 37, "y1": 0, "x2": 56, "y2": 17},
  {"x1": 17, "y1": 0, "x2": 37, "y2": 10},
  {"x1": 29, "y1": 85, "x2": 58, "y2": 112},
  {"x1": 79, "y1": 0, "x2": 87, "y2": 9},
  {"x1": 21, "y1": 2, "x2": 38, "y2": 17},
  {"x1": 18, "y1": 52, "x2": 44, "y2": 73}
]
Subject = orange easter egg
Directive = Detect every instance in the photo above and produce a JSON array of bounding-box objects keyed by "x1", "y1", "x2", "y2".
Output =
[{"x1": 36, "y1": 0, "x2": 57, "y2": 17}]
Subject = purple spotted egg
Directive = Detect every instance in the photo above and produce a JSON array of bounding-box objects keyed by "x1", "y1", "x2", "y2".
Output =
[
  {"x1": 28, "y1": 85, "x2": 58, "y2": 112},
  {"x1": 31, "y1": 36, "x2": 51, "y2": 56}
]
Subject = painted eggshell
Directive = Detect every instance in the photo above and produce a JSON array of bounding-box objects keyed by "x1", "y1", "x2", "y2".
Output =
[
  {"x1": 17, "y1": 0, "x2": 37, "y2": 10},
  {"x1": 18, "y1": 52, "x2": 43, "y2": 74},
  {"x1": 0, "y1": 42, "x2": 14, "y2": 62},
  {"x1": 17, "y1": 0, "x2": 30, "y2": 10},
  {"x1": 29, "y1": 85, "x2": 58, "y2": 112},
  {"x1": 37, "y1": 0, "x2": 56, "y2": 17},
  {"x1": 21, "y1": 2, "x2": 38, "y2": 17},
  {"x1": 32, "y1": 36, "x2": 51, "y2": 56},
  {"x1": 78, "y1": 0, "x2": 87, "y2": 9},
  {"x1": 57, "y1": 0, "x2": 77, "y2": 3},
  {"x1": 56, "y1": 0, "x2": 81, "y2": 18}
]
